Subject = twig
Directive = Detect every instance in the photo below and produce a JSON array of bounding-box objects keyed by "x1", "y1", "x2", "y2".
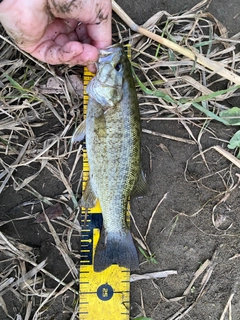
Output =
[
  {"x1": 220, "y1": 293, "x2": 234, "y2": 320},
  {"x1": 142, "y1": 128, "x2": 196, "y2": 144},
  {"x1": 130, "y1": 270, "x2": 177, "y2": 282},
  {"x1": 144, "y1": 193, "x2": 168, "y2": 240},
  {"x1": 213, "y1": 145, "x2": 240, "y2": 169}
]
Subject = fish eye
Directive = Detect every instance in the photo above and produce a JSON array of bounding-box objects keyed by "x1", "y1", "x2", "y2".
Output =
[{"x1": 115, "y1": 62, "x2": 122, "y2": 72}]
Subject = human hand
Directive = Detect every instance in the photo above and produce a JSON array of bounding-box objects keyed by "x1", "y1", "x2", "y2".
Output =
[{"x1": 0, "y1": 0, "x2": 112, "y2": 71}]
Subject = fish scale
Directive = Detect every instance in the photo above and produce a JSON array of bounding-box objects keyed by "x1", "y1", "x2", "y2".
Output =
[{"x1": 79, "y1": 45, "x2": 132, "y2": 320}]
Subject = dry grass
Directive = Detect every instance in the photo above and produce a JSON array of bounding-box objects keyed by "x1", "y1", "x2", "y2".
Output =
[
  {"x1": 114, "y1": 0, "x2": 240, "y2": 131},
  {"x1": 1, "y1": 0, "x2": 240, "y2": 318},
  {"x1": 0, "y1": 25, "x2": 82, "y2": 319}
]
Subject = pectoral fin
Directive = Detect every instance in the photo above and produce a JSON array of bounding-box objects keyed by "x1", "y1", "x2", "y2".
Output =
[
  {"x1": 81, "y1": 179, "x2": 97, "y2": 208},
  {"x1": 131, "y1": 169, "x2": 148, "y2": 197},
  {"x1": 72, "y1": 120, "x2": 86, "y2": 143}
]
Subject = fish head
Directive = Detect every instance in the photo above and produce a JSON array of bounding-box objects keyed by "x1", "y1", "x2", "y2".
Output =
[{"x1": 86, "y1": 44, "x2": 127, "y2": 108}]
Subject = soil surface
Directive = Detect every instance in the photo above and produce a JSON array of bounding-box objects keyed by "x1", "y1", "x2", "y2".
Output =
[{"x1": 1, "y1": 0, "x2": 240, "y2": 319}]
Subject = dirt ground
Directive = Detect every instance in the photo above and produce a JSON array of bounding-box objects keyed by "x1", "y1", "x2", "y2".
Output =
[{"x1": 1, "y1": 0, "x2": 240, "y2": 319}]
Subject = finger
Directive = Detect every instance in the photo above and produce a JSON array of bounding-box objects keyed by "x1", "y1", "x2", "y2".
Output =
[
  {"x1": 27, "y1": 40, "x2": 99, "y2": 66},
  {"x1": 19, "y1": 18, "x2": 79, "y2": 50},
  {"x1": 49, "y1": 0, "x2": 112, "y2": 49},
  {"x1": 75, "y1": 24, "x2": 91, "y2": 44},
  {"x1": 84, "y1": 0, "x2": 112, "y2": 49},
  {"x1": 87, "y1": 63, "x2": 97, "y2": 74},
  {"x1": 54, "y1": 32, "x2": 79, "y2": 46},
  {"x1": 76, "y1": 20, "x2": 111, "y2": 49},
  {"x1": 85, "y1": 20, "x2": 112, "y2": 49}
]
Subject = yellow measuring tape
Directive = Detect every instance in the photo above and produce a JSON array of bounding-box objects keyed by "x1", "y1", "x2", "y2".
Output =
[{"x1": 79, "y1": 45, "x2": 131, "y2": 320}]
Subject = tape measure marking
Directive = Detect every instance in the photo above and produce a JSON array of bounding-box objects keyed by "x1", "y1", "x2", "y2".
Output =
[{"x1": 79, "y1": 45, "x2": 131, "y2": 320}]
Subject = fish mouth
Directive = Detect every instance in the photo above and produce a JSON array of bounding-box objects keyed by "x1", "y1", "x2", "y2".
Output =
[
  {"x1": 96, "y1": 44, "x2": 124, "y2": 72},
  {"x1": 98, "y1": 43, "x2": 124, "y2": 58}
]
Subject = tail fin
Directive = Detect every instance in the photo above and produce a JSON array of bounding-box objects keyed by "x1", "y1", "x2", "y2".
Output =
[{"x1": 94, "y1": 230, "x2": 139, "y2": 272}]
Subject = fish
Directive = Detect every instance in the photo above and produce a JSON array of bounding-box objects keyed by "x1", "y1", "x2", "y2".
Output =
[{"x1": 72, "y1": 44, "x2": 147, "y2": 272}]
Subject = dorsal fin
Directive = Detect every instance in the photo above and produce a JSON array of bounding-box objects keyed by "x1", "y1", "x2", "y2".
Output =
[{"x1": 131, "y1": 168, "x2": 148, "y2": 197}]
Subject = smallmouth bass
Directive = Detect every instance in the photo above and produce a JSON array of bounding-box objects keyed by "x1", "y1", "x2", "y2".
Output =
[{"x1": 73, "y1": 44, "x2": 146, "y2": 271}]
